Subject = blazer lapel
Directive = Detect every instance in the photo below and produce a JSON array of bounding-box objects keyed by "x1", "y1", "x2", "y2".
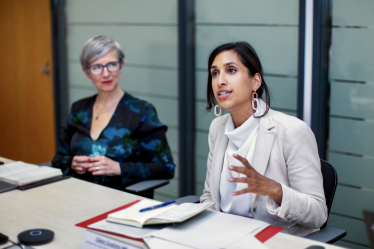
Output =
[
  {"x1": 251, "y1": 110, "x2": 276, "y2": 205},
  {"x1": 211, "y1": 119, "x2": 228, "y2": 206}
]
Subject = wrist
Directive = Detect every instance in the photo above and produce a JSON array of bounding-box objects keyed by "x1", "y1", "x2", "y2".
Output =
[
  {"x1": 115, "y1": 162, "x2": 121, "y2": 175},
  {"x1": 269, "y1": 181, "x2": 283, "y2": 205}
]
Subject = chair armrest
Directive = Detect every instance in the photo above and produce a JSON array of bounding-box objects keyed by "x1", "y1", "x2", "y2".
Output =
[
  {"x1": 174, "y1": 195, "x2": 200, "y2": 205},
  {"x1": 304, "y1": 227, "x2": 347, "y2": 244},
  {"x1": 125, "y1": 179, "x2": 169, "y2": 193},
  {"x1": 38, "y1": 162, "x2": 52, "y2": 167}
]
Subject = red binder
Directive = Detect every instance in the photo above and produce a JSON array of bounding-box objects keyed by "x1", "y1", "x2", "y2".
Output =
[{"x1": 75, "y1": 200, "x2": 282, "y2": 243}]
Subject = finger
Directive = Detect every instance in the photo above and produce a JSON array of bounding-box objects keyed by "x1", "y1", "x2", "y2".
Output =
[
  {"x1": 83, "y1": 162, "x2": 93, "y2": 169},
  {"x1": 86, "y1": 165, "x2": 95, "y2": 172},
  {"x1": 71, "y1": 162, "x2": 79, "y2": 169},
  {"x1": 228, "y1": 165, "x2": 251, "y2": 176},
  {"x1": 73, "y1": 156, "x2": 86, "y2": 162},
  {"x1": 73, "y1": 162, "x2": 89, "y2": 169},
  {"x1": 89, "y1": 156, "x2": 102, "y2": 162},
  {"x1": 84, "y1": 159, "x2": 105, "y2": 170},
  {"x1": 233, "y1": 154, "x2": 253, "y2": 169},
  {"x1": 73, "y1": 156, "x2": 91, "y2": 163},
  {"x1": 228, "y1": 177, "x2": 249, "y2": 183},
  {"x1": 91, "y1": 171, "x2": 103, "y2": 176},
  {"x1": 75, "y1": 169, "x2": 86, "y2": 175},
  {"x1": 91, "y1": 166, "x2": 105, "y2": 175},
  {"x1": 232, "y1": 188, "x2": 251, "y2": 196},
  {"x1": 85, "y1": 161, "x2": 103, "y2": 170},
  {"x1": 72, "y1": 164, "x2": 86, "y2": 174},
  {"x1": 232, "y1": 154, "x2": 254, "y2": 169},
  {"x1": 87, "y1": 165, "x2": 104, "y2": 173}
]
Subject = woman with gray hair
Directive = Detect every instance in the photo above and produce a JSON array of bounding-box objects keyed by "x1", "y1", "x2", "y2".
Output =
[{"x1": 52, "y1": 36, "x2": 175, "y2": 192}]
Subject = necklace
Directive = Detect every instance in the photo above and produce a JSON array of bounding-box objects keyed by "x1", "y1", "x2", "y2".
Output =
[
  {"x1": 94, "y1": 102, "x2": 116, "y2": 120},
  {"x1": 94, "y1": 95, "x2": 123, "y2": 120}
]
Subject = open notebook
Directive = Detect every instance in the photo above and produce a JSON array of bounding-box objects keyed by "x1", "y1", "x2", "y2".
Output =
[
  {"x1": 0, "y1": 161, "x2": 62, "y2": 186},
  {"x1": 107, "y1": 199, "x2": 214, "y2": 228}
]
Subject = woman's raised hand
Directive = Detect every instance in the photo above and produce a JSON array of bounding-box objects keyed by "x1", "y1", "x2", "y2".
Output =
[{"x1": 228, "y1": 154, "x2": 283, "y2": 205}]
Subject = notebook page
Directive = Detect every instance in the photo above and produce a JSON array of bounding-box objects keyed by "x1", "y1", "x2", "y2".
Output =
[
  {"x1": 108, "y1": 199, "x2": 176, "y2": 225},
  {"x1": 4, "y1": 166, "x2": 60, "y2": 181},
  {"x1": 0, "y1": 161, "x2": 37, "y2": 177},
  {"x1": 150, "y1": 202, "x2": 213, "y2": 221}
]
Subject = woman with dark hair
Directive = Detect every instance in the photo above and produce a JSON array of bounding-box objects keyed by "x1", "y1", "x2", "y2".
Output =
[
  {"x1": 52, "y1": 36, "x2": 175, "y2": 192},
  {"x1": 200, "y1": 42, "x2": 327, "y2": 236}
]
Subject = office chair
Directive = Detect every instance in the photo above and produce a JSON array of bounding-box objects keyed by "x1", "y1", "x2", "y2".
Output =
[
  {"x1": 179, "y1": 160, "x2": 347, "y2": 243},
  {"x1": 304, "y1": 159, "x2": 347, "y2": 244},
  {"x1": 39, "y1": 162, "x2": 169, "y2": 199},
  {"x1": 125, "y1": 179, "x2": 169, "y2": 199}
]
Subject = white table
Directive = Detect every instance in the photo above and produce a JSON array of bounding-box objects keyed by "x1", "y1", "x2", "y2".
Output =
[{"x1": 0, "y1": 157, "x2": 344, "y2": 249}]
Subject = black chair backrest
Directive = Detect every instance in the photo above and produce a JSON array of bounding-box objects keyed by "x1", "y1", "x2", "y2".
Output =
[{"x1": 320, "y1": 159, "x2": 338, "y2": 229}]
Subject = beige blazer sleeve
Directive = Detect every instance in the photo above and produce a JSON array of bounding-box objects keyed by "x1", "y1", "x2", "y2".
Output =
[
  {"x1": 200, "y1": 116, "x2": 224, "y2": 206},
  {"x1": 265, "y1": 120, "x2": 327, "y2": 230}
]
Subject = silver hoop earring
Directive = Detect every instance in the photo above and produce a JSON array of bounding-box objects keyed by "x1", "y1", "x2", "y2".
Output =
[
  {"x1": 214, "y1": 105, "x2": 222, "y2": 116},
  {"x1": 252, "y1": 91, "x2": 259, "y2": 111}
]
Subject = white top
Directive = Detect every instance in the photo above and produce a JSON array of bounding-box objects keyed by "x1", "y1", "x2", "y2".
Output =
[{"x1": 219, "y1": 103, "x2": 262, "y2": 217}]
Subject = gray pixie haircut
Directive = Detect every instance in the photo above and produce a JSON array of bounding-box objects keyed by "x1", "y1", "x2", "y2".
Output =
[{"x1": 79, "y1": 35, "x2": 125, "y2": 68}]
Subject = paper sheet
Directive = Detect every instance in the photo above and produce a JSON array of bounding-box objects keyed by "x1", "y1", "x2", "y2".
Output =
[
  {"x1": 227, "y1": 233, "x2": 269, "y2": 249},
  {"x1": 88, "y1": 220, "x2": 161, "y2": 239},
  {"x1": 144, "y1": 237, "x2": 193, "y2": 249},
  {"x1": 151, "y1": 209, "x2": 269, "y2": 249}
]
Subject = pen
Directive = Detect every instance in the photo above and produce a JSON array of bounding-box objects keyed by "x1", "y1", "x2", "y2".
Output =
[{"x1": 139, "y1": 200, "x2": 176, "y2": 212}]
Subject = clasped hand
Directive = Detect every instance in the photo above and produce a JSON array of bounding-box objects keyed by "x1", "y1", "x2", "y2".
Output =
[
  {"x1": 228, "y1": 154, "x2": 283, "y2": 205},
  {"x1": 71, "y1": 155, "x2": 121, "y2": 176}
]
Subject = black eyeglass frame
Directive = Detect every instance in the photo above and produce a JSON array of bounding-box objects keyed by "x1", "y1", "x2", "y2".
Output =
[{"x1": 86, "y1": 60, "x2": 122, "y2": 75}]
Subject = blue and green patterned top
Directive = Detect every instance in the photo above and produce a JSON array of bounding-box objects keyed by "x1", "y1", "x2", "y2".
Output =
[{"x1": 52, "y1": 92, "x2": 175, "y2": 191}]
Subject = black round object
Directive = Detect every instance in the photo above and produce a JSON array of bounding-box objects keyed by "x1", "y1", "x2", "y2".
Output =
[{"x1": 18, "y1": 229, "x2": 54, "y2": 245}]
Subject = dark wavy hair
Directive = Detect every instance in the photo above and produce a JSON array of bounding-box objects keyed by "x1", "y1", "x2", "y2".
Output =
[{"x1": 206, "y1": 41, "x2": 271, "y2": 118}]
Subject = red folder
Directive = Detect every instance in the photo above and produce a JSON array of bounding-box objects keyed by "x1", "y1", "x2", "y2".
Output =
[
  {"x1": 75, "y1": 200, "x2": 143, "y2": 242},
  {"x1": 75, "y1": 199, "x2": 283, "y2": 243},
  {"x1": 255, "y1": 225, "x2": 284, "y2": 243}
]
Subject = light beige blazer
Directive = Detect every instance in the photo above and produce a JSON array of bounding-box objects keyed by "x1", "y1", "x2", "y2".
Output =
[{"x1": 200, "y1": 109, "x2": 328, "y2": 237}]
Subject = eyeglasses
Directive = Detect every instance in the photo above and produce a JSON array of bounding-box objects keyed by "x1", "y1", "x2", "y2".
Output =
[{"x1": 86, "y1": 61, "x2": 121, "y2": 75}]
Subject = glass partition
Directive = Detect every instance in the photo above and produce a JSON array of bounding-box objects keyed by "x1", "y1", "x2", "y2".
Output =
[
  {"x1": 65, "y1": 0, "x2": 179, "y2": 201},
  {"x1": 194, "y1": 0, "x2": 300, "y2": 196},
  {"x1": 326, "y1": 1, "x2": 374, "y2": 248}
]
